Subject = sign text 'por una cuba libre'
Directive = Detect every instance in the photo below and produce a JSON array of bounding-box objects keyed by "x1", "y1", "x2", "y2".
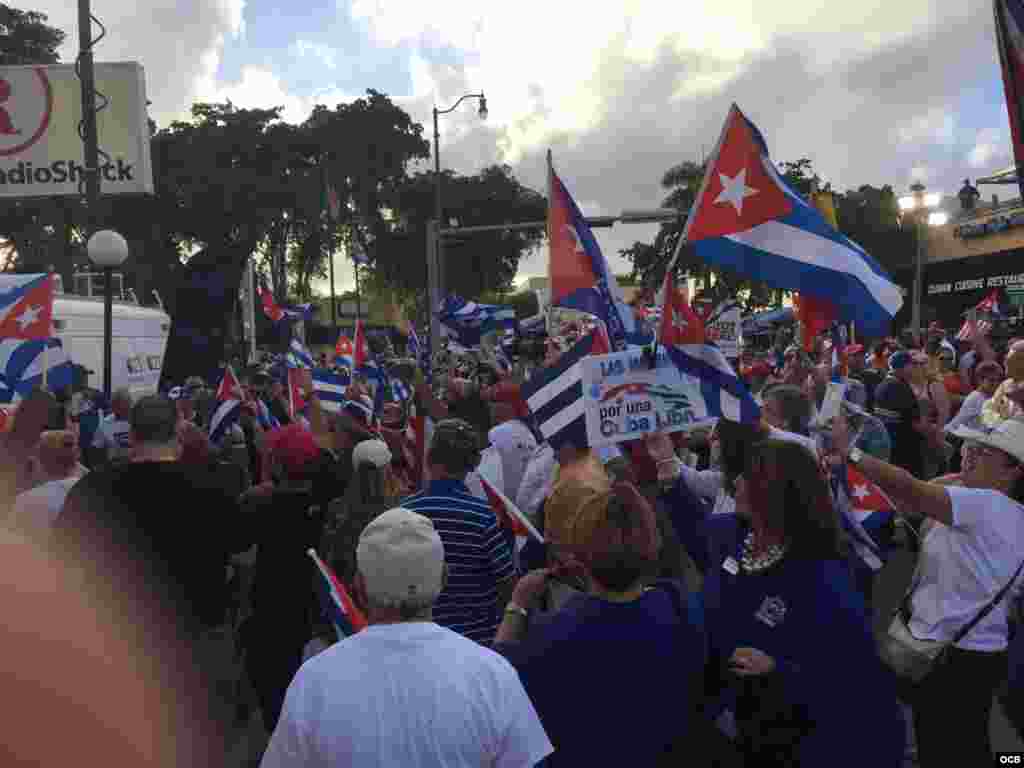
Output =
[{"x1": 580, "y1": 349, "x2": 719, "y2": 447}]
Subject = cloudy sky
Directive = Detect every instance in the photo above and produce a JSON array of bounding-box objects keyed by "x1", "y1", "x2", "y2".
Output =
[{"x1": 32, "y1": 0, "x2": 1011, "y2": 294}]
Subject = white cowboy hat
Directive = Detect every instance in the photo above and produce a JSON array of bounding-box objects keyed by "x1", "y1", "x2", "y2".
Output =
[{"x1": 952, "y1": 418, "x2": 1024, "y2": 466}]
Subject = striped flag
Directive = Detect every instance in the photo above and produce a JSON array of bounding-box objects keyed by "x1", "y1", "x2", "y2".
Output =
[
  {"x1": 312, "y1": 368, "x2": 351, "y2": 412},
  {"x1": 479, "y1": 474, "x2": 544, "y2": 551},
  {"x1": 391, "y1": 378, "x2": 411, "y2": 403},
  {"x1": 673, "y1": 104, "x2": 901, "y2": 335},
  {"x1": 521, "y1": 329, "x2": 605, "y2": 451},
  {"x1": 287, "y1": 337, "x2": 314, "y2": 369},
  {"x1": 308, "y1": 548, "x2": 367, "y2": 640},
  {"x1": 210, "y1": 365, "x2": 243, "y2": 443},
  {"x1": 833, "y1": 463, "x2": 896, "y2": 571}
]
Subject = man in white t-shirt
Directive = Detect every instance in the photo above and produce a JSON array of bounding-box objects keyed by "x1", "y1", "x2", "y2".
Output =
[
  {"x1": 835, "y1": 416, "x2": 1024, "y2": 767},
  {"x1": 91, "y1": 388, "x2": 133, "y2": 465},
  {"x1": 261, "y1": 507, "x2": 553, "y2": 768}
]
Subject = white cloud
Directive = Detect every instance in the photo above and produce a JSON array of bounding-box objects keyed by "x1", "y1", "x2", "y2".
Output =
[
  {"x1": 28, "y1": 0, "x2": 248, "y2": 128},
  {"x1": 896, "y1": 109, "x2": 956, "y2": 146},
  {"x1": 291, "y1": 40, "x2": 338, "y2": 70},
  {"x1": 967, "y1": 128, "x2": 1005, "y2": 170}
]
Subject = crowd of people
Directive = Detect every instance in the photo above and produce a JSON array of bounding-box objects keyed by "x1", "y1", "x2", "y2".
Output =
[{"x1": 1, "y1": 313, "x2": 1024, "y2": 767}]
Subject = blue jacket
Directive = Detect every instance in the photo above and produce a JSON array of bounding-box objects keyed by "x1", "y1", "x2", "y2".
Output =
[{"x1": 660, "y1": 476, "x2": 905, "y2": 767}]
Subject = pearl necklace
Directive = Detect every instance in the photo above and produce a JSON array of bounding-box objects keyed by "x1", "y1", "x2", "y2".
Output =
[{"x1": 740, "y1": 531, "x2": 787, "y2": 573}]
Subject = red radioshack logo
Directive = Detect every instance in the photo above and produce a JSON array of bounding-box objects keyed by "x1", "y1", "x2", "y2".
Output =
[{"x1": 0, "y1": 67, "x2": 53, "y2": 158}]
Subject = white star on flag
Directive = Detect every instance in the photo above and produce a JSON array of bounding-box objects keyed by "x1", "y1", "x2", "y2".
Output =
[
  {"x1": 565, "y1": 224, "x2": 585, "y2": 254},
  {"x1": 852, "y1": 484, "x2": 870, "y2": 501},
  {"x1": 15, "y1": 304, "x2": 41, "y2": 330},
  {"x1": 714, "y1": 168, "x2": 758, "y2": 215}
]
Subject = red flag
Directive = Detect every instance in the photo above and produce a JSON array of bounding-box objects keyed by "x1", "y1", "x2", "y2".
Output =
[
  {"x1": 658, "y1": 272, "x2": 705, "y2": 346},
  {"x1": 353, "y1": 319, "x2": 370, "y2": 368},
  {"x1": 335, "y1": 333, "x2": 354, "y2": 363},
  {"x1": 259, "y1": 285, "x2": 285, "y2": 323},
  {"x1": 794, "y1": 293, "x2": 837, "y2": 353},
  {"x1": 216, "y1": 365, "x2": 243, "y2": 402},
  {"x1": 590, "y1": 324, "x2": 612, "y2": 356},
  {"x1": 479, "y1": 474, "x2": 544, "y2": 549},
  {"x1": 683, "y1": 105, "x2": 794, "y2": 244},
  {"x1": 288, "y1": 368, "x2": 306, "y2": 419}
]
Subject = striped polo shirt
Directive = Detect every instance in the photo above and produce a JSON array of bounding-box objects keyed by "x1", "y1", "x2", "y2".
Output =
[{"x1": 402, "y1": 478, "x2": 516, "y2": 644}]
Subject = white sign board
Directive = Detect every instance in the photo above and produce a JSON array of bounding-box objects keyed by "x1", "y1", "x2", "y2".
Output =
[
  {"x1": 0, "y1": 62, "x2": 153, "y2": 198},
  {"x1": 580, "y1": 348, "x2": 720, "y2": 447},
  {"x1": 706, "y1": 304, "x2": 742, "y2": 359}
]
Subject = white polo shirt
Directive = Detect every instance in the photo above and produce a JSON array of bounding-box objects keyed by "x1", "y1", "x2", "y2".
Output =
[
  {"x1": 92, "y1": 415, "x2": 131, "y2": 462},
  {"x1": 909, "y1": 486, "x2": 1024, "y2": 651},
  {"x1": 261, "y1": 621, "x2": 552, "y2": 768}
]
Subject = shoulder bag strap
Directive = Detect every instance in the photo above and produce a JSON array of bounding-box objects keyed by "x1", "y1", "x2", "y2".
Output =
[{"x1": 950, "y1": 557, "x2": 1024, "y2": 646}]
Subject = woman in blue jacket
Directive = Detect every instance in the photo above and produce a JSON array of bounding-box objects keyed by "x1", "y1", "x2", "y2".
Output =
[{"x1": 653, "y1": 434, "x2": 905, "y2": 767}]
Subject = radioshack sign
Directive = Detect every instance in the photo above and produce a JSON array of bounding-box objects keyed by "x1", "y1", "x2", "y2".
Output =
[{"x1": 0, "y1": 62, "x2": 152, "y2": 198}]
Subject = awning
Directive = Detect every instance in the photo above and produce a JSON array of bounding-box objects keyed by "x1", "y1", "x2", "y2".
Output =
[{"x1": 978, "y1": 165, "x2": 1019, "y2": 185}]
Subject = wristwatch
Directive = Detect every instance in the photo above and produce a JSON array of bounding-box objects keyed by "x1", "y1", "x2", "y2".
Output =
[{"x1": 849, "y1": 446, "x2": 864, "y2": 465}]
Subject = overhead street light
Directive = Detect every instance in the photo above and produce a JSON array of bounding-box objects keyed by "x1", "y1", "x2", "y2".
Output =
[
  {"x1": 898, "y1": 182, "x2": 943, "y2": 338},
  {"x1": 430, "y1": 91, "x2": 489, "y2": 350}
]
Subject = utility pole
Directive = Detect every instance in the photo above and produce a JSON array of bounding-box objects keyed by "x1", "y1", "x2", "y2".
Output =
[{"x1": 77, "y1": 0, "x2": 102, "y2": 227}]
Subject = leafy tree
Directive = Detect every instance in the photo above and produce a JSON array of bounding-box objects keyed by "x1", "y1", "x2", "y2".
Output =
[
  {"x1": 0, "y1": 4, "x2": 64, "y2": 66},
  {"x1": 373, "y1": 164, "x2": 546, "y2": 310}
]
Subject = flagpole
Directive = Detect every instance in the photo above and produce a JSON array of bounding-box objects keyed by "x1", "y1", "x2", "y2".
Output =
[
  {"x1": 545, "y1": 149, "x2": 554, "y2": 337},
  {"x1": 995, "y1": 0, "x2": 1024, "y2": 202}
]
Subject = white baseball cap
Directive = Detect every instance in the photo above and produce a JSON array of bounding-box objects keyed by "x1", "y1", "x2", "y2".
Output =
[
  {"x1": 352, "y1": 438, "x2": 392, "y2": 469},
  {"x1": 953, "y1": 418, "x2": 1024, "y2": 466},
  {"x1": 357, "y1": 508, "x2": 445, "y2": 607}
]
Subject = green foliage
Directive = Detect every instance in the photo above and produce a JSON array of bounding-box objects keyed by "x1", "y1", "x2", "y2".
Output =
[
  {"x1": 0, "y1": 4, "x2": 63, "y2": 66},
  {"x1": 373, "y1": 164, "x2": 546, "y2": 302}
]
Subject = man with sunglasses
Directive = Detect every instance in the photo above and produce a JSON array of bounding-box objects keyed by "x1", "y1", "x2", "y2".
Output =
[{"x1": 401, "y1": 418, "x2": 518, "y2": 645}]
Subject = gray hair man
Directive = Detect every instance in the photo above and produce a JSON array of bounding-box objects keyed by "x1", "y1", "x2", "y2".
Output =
[
  {"x1": 90, "y1": 387, "x2": 133, "y2": 466},
  {"x1": 261, "y1": 508, "x2": 553, "y2": 768}
]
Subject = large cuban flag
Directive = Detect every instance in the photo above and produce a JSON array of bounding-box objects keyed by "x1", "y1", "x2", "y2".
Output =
[
  {"x1": 548, "y1": 154, "x2": 635, "y2": 350},
  {"x1": 673, "y1": 105, "x2": 902, "y2": 336}
]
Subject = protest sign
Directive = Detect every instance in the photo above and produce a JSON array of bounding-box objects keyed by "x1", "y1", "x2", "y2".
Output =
[
  {"x1": 706, "y1": 302, "x2": 742, "y2": 359},
  {"x1": 580, "y1": 348, "x2": 723, "y2": 447}
]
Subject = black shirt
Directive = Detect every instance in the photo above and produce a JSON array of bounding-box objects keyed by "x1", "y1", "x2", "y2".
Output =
[
  {"x1": 873, "y1": 376, "x2": 924, "y2": 477},
  {"x1": 56, "y1": 461, "x2": 246, "y2": 630},
  {"x1": 850, "y1": 368, "x2": 884, "y2": 413}
]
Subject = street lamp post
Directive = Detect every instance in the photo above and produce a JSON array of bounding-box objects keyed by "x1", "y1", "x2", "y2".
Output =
[
  {"x1": 87, "y1": 230, "x2": 129, "y2": 404},
  {"x1": 431, "y1": 92, "x2": 487, "y2": 348},
  {"x1": 899, "y1": 183, "x2": 943, "y2": 339}
]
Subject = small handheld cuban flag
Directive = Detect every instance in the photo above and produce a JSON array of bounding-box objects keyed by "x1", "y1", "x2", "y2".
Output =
[
  {"x1": 308, "y1": 548, "x2": 367, "y2": 640},
  {"x1": 287, "y1": 337, "x2": 314, "y2": 370},
  {"x1": 391, "y1": 378, "x2": 411, "y2": 403}
]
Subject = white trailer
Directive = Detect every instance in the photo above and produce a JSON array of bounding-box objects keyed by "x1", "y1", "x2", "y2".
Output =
[{"x1": 52, "y1": 273, "x2": 170, "y2": 399}]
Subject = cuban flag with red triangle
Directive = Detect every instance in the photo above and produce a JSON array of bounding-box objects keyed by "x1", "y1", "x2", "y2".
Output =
[
  {"x1": 479, "y1": 474, "x2": 544, "y2": 551},
  {"x1": 548, "y1": 153, "x2": 633, "y2": 350},
  {"x1": 216, "y1": 365, "x2": 243, "y2": 402},
  {"x1": 675, "y1": 104, "x2": 902, "y2": 336},
  {"x1": 0, "y1": 274, "x2": 55, "y2": 340},
  {"x1": 335, "y1": 332, "x2": 354, "y2": 368},
  {"x1": 833, "y1": 462, "x2": 896, "y2": 571}
]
